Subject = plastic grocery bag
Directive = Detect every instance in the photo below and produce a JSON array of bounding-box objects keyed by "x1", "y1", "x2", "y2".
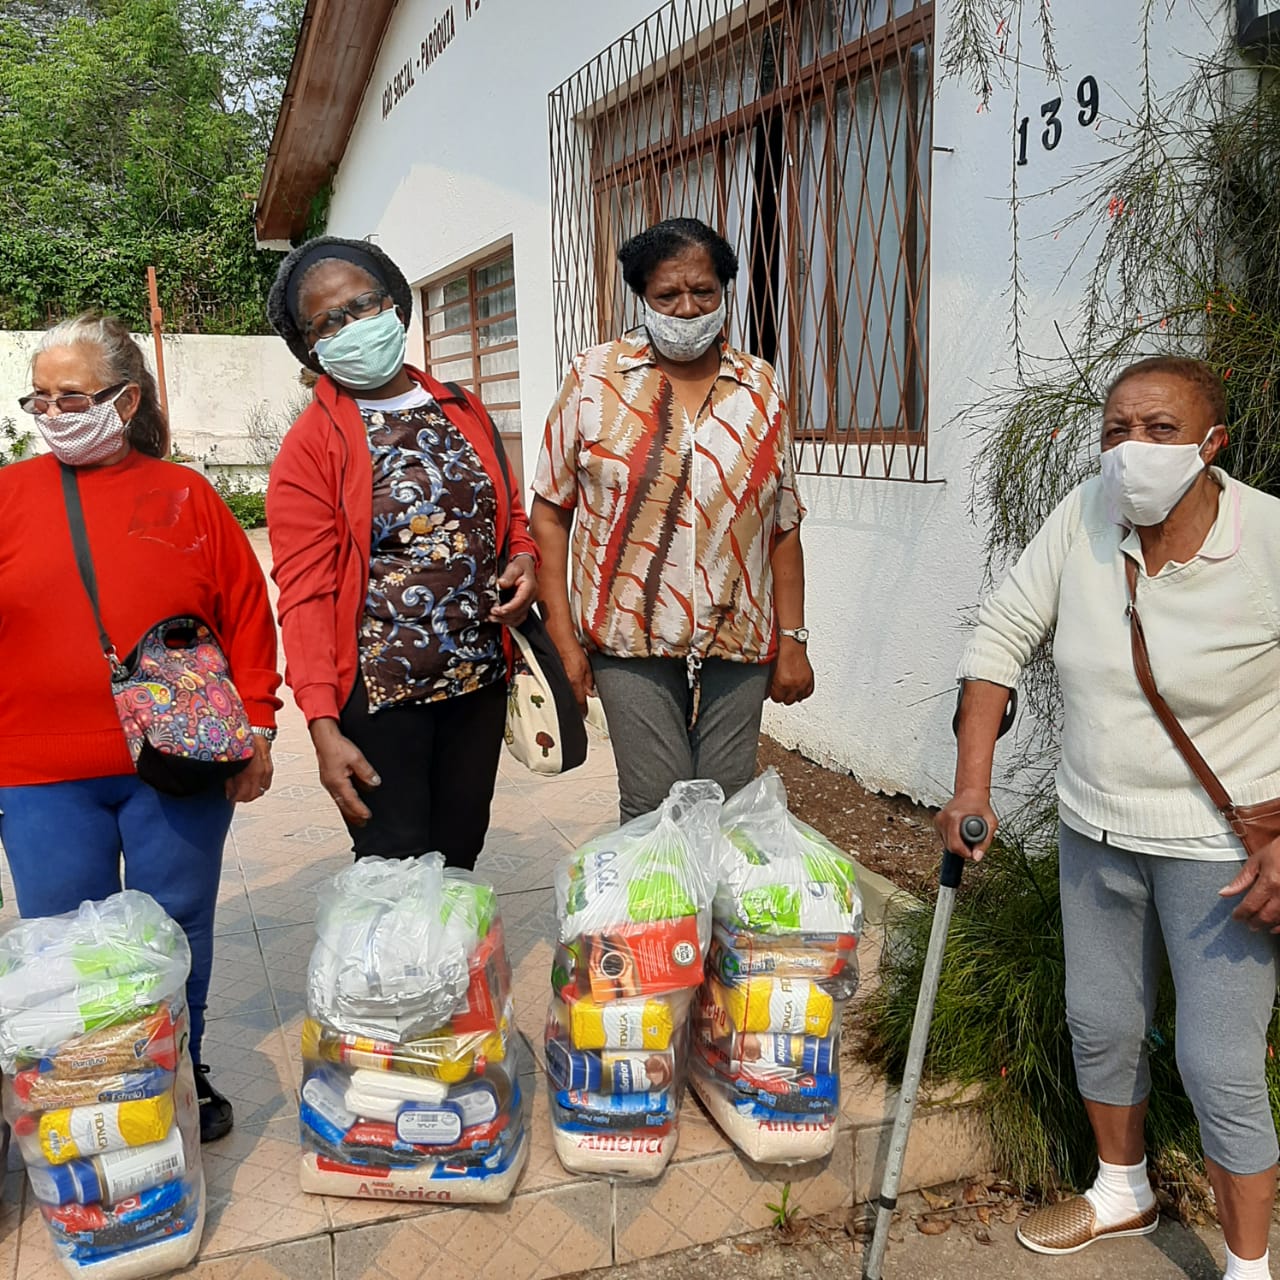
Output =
[
  {"x1": 0, "y1": 891, "x2": 205, "y2": 1278},
  {"x1": 307, "y1": 856, "x2": 477, "y2": 1041},
  {"x1": 300, "y1": 859, "x2": 528, "y2": 1203},
  {"x1": 554, "y1": 779, "x2": 721, "y2": 1001},
  {"x1": 548, "y1": 781, "x2": 722, "y2": 1180},
  {"x1": 690, "y1": 769, "x2": 862, "y2": 1165}
]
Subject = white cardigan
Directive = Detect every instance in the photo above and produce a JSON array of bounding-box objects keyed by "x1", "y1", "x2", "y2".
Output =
[{"x1": 960, "y1": 469, "x2": 1280, "y2": 845}]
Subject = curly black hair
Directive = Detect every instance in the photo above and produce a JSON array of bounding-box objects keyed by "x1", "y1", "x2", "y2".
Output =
[
  {"x1": 266, "y1": 236, "x2": 413, "y2": 372},
  {"x1": 617, "y1": 217, "x2": 739, "y2": 295}
]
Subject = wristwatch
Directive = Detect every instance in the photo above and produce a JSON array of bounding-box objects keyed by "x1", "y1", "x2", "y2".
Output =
[
  {"x1": 250, "y1": 726, "x2": 278, "y2": 741},
  {"x1": 779, "y1": 627, "x2": 810, "y2": 643}
]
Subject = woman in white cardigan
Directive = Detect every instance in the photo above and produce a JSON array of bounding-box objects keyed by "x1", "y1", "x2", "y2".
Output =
[{"x1": 938, "y1": 357, "x2": 1280, "y2": 1280}]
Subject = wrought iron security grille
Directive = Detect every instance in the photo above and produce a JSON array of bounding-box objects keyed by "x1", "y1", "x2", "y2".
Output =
[{"x1": 549, "y1": 0, "x2": 934, "y2": 480}]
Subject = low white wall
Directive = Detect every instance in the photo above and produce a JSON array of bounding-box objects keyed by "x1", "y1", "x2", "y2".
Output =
[{"x1": 0, "y1": 331, "x2": 306, "y2": 468}]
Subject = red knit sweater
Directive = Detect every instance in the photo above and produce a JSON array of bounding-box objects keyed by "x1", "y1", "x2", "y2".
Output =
[{"x1": 0, "y1": 451, "x2": 281, "y2": 786}]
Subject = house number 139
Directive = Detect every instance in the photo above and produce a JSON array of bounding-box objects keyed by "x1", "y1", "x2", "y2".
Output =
[{"x1": 1016, "y1": 75, "x2": 1100, "y2": 165}]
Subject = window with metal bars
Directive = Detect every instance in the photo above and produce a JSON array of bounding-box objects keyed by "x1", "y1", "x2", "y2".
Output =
[
  {"x1": 549, "y1": 0, "x2": 933, "y2": 481},
  {"x1": 421, "y1": 249, "x2": 524, "y2": 486}
]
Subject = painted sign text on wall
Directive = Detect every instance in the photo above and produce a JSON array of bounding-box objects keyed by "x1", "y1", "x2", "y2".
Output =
[{"x1": 381, "y1": 0, "x2": 484, "y2": 121}]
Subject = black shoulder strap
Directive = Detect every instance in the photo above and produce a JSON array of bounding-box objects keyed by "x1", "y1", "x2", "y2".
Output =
[
  {"x1": 447, "y1": 381, "x2": 514, "y2": 565},
  {"x1": 59, "y1": 464, "x2": 116, "y2": 662}
]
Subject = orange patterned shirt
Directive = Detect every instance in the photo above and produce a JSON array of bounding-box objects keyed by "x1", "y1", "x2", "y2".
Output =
[{"x1": 533, "y1": 332, "x2": 805, "y2": 664}]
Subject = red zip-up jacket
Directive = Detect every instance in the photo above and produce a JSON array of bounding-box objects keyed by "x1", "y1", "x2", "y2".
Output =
[{"x1": 266, "y1": 367, "x2": 540, "y2": 724}]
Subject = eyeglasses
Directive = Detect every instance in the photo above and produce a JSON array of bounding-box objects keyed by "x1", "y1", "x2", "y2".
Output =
[
  {"x1": 303, "y1": 290, "x2": 390, "y2": 341},
  {"x1": 18, "y1": 381, "x2": 129, "y2": 416}
]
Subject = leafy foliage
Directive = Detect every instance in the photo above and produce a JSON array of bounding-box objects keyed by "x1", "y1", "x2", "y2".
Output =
[
  {"x1": 212, "y1": 472, "x2": 266, "y2": 529},
  {"x1": 0, "y1": 416, "x2": 32, "y2": 466},
  {"x1": 0, "y1": 0, "x2": 304, "y2": 332}
]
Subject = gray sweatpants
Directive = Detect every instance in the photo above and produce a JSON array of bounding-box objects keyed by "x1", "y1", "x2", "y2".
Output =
[
  {"x1": 590, "y1": 654, "x2": 772, "y2": 823},
  {"x1": 1059, "y1": 822, "x2": 1280, "y2": 1175}
]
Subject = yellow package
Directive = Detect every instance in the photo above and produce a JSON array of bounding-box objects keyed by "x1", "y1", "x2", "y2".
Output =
[
  {"x1": 716, "y1": 977, "x2": 833, "y2": 1037},
  {"x1": 30, "y1": 1092, "x2": 175, "y2": 1164},
  {"x1": 302, "y1": 1018, "x2": 507, "y2": 1084},
  {"x1": 567, "y1": 994, "x2": 674, "y2": 1051}
]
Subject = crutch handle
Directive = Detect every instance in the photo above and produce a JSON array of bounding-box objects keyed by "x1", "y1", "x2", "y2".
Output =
[{"x1": 939, "y1": 815, "x2": 989, "y2": 889}]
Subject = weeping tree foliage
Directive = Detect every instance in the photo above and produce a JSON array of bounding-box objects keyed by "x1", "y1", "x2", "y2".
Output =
[{"x1": 865, "y1": 3, "x2": 1280, "y2": 1202}]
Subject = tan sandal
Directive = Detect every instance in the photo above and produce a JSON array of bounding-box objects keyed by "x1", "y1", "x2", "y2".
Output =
[{"x1": 1016, "y1": 1195, "x2": 1158, "y2": 1255}]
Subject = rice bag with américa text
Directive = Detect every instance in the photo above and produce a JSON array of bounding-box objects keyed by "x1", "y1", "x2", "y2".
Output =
[
  {"x1": 299, "y1": 856, "x2": 527, "y2": 1203},
  {"x1": 0, "y1": 891, "x2": 205, "y2": 1279},
  {"x1": 690, "y1": 769, "x2": 862, "y2": 1164},
  {"x1": 547, "y1": 781, "x2": 722, "y2": 1179}
]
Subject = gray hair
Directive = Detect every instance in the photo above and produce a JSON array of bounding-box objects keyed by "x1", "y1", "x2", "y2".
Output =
[{"x1": 35, "y1": 314, "x2": 169, "y2": 458}]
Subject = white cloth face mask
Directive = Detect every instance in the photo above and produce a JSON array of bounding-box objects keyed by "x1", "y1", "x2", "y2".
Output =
[
  {"x1": 35, "y1": 397, "x2": 129, "y2": 467},
  {"x1": 643, "y1": 298, "x2": 727, "y2": 363},
  {"x1": 1100, "y1": 434, "x2": 1216, "y2": 527}
]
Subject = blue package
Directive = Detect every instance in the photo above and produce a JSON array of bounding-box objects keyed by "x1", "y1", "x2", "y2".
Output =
[
  {"x1": 66, "y1": 1214, "x2": 196, "y2": 1263},
  {"x1": 729, "y1": 1071, "x2": 839, "y2": 1115},
  {"x1": 44, "y1": 1180, "x2": 189, "y2": 1246},
  {"x1": 553, "y1": 1089, "x2": 673, "y2": 1132},
  {"x1": 300, "y1": 1100, "x2": 350, "y2": 1150}
]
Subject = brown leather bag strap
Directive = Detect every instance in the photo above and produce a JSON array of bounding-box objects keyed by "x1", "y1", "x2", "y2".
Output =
[{"x1": 1124, "y1": 555, "x2": 1237, "y2": 817}]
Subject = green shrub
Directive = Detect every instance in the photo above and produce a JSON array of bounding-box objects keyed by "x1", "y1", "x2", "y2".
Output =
[
  {"x1": 862, "y1": 812, "x2": 1280, "y2": 1204},
  {"x1": 212, "y1": 473, "x2": 266, "y2": 530},
  {"x1": 0, "y1": 417, "x2": 33, "y2": 467}
]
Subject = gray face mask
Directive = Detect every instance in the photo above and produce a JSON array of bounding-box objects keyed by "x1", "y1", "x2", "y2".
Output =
[{"x1": 643, "y1": 298, "x2": 727, "y2": 363}]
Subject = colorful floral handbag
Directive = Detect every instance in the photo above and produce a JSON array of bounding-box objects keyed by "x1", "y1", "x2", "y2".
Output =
[{"x1": 61, "y1": 466, "x2": 254, "y2": 797}]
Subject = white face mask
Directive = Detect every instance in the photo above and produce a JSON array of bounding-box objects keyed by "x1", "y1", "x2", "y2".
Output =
[
  {"x1": 1100, "y1": 433, "x2": 1217, "y2": 527},
  {"x1": 643, "y1": 298, "x2": 726, "y2": 363},
  {"x1": 35, "y1": 397, "x2": 129, "y2": 467}
]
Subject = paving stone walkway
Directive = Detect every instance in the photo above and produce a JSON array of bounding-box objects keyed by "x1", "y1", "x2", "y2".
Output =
[{"x1": 0, "y1": 531, "x2": 988, "y2": 1279}]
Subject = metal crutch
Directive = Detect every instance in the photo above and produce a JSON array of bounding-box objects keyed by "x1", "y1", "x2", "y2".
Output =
[{"x1": 863, "y1": 812, "x2": 989, "y2": 1279}]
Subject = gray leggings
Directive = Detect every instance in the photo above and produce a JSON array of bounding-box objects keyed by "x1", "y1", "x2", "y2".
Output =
[
  {"x1": 590, "y1": 654, "x2": 772, "y2": 823},
  {"x1": 1059, "y1": 822, "x2": 1280, "y2": 1175}
]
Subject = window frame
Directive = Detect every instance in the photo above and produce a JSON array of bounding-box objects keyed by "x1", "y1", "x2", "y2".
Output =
[
  {"x1": 420, "y1": 248, "x2": 524, "y2": 484},
  {"x1": 557, "y1": 0, "x2": 935, "y2": 480}
]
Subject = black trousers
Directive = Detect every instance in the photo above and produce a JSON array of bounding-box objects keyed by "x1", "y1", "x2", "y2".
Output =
[{"x1": 338, "y1": 677, "x2": 508, "y2": 869}]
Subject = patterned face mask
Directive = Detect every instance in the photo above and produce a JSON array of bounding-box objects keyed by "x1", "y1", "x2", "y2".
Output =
[
  {"x1": 35, "y1": 395, "x2": 128, "y2": 467},
  {"x1": 643, "y1": 298, "x2": 727, "y2": 363}
]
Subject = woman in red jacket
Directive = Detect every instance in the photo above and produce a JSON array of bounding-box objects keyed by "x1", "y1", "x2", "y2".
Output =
[
  {"x1": 266, "y1": 238, "x2": 539, "y2": 869},
  {"x1": 2, "y1": 313, "x2": 281, "y2": 1144}
]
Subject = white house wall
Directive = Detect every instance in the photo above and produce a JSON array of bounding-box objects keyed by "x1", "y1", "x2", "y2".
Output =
[
  {"x1": 0, "y1": 331, "x2": 303, "y2": 469},
  {"x1": 765, "y1": 1, "x2": 1228, "y2": 801},
  {"x1": 322, "y1": 0, "x2": 1229, "y2": 803},
  {"x1": 324, "y1": 0, "x2": 661, "y2": 458}
]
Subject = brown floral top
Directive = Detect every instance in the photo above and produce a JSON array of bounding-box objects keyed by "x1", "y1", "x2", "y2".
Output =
[{"x1": 358, "y1": 390, "x2": 504, "y2": 710}]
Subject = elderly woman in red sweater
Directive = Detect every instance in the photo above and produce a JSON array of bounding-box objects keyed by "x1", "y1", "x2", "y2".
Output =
[
  {"x1": 266, "y1": 237, "x2": 538, "y2": 869},
  {"x1": 0, "y1": 313, "x2": 281, "y2": 1144}
]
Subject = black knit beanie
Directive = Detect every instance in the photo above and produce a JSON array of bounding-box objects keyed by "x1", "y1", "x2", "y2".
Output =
[{"x1": 267, "y1": 236, "x2": 414, "y2": 372}]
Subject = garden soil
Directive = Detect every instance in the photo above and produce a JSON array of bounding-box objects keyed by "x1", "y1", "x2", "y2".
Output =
[{"x1": 757, "y1": 736, "x2": 941, "y2": 896}]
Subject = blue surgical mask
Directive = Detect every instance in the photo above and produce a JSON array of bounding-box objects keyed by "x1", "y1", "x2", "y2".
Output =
[{"x1": 311, "y1": 307, "x2": 408, "y2": 391}]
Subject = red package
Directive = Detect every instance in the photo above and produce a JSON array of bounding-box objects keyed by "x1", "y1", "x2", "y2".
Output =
[{"x1": 450, "y1": 922, "x2": 513, "y2": 1035}]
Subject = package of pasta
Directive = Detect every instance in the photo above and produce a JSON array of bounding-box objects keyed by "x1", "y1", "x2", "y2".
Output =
[
  {"x1": 689, "y1": 769, "x2": 862, "y2": 1165},
  {"x1": 0, "y1": 891, "x2": 205, "y2": 1279},
  {"x1": 299, "y1": 857, "x2": 527, "y2": 1203},
  {"x1": 547, "y1": 782, "x2": 721, "y2": 1180}
]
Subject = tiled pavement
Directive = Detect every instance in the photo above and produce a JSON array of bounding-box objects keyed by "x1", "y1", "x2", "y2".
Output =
[{"x1": 0, "y1": 533, "x2": 990, "y2": 1279}]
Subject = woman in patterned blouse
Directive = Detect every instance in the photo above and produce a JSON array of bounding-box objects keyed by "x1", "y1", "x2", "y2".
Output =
[
  {"x1": 266, "y1": 237, "x2": 540, "y2": 868},
  {"x1": 532, "y1": 217, "x2": 814, "y2": 822}
]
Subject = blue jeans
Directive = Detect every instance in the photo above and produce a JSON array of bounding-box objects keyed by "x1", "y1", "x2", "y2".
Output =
[{"x1": 0, "y1": 775, "x2": 233, "y2": 1065}]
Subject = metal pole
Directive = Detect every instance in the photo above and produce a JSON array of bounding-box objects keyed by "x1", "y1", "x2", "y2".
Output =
[
  {"x1": 863, "y1": 815, "x2": 988, "y2": 1280},
  {"x1": 147, "y1": 266, "x2": 169, "y2": 423}
]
